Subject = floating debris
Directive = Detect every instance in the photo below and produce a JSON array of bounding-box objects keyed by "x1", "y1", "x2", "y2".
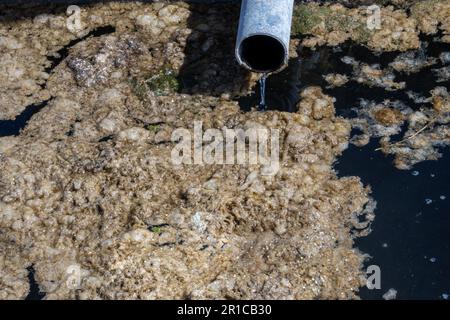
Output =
[
  {"x1": 374, "y1": 87, "x2": 450, "y2": 170},
  {"x1": 345, "y1": 58, "x2": 406, "y2": 91},
  {"x1": 407, "y1": 91, "x2": 430, "y2": 104},
  {"x1": 324, "y1": 73, "x2": 349, "y2": 88},
  {"x1": 389, "y1": 47, "x2": 437, "y2": 74},
  {"x1": 382, "y1": 288, "x2": 398, "y2": 300},
  {"x1": 433, "y1": 66, "x2": 450, "y2": 83},
  {"x1": 341, "y1": 56, "x2": 357, "y2": 65},
  {"x1": 350, "y1": 99, "x2": 410, "y2": 147},
  {"x1": 440, "y1": 52, "x2": 450, "y2": 64}
]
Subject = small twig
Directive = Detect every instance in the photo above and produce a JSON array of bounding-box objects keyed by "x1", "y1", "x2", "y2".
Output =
[{"x1": 375, "y1": 117, "x2": 437, "y2": 152}]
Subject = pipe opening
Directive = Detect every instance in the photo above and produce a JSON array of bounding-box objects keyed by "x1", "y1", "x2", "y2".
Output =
[{"x1": 240, "y1": 35, "x2": 286, "y2": 72}]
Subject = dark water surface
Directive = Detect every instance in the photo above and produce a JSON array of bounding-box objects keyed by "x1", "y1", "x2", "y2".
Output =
[{"x1": 338, "y1": 142, "x2": 450, "y2": 300}]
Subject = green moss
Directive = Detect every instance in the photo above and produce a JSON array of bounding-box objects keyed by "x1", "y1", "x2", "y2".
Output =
[
  {"x1": 292, "y1": 5, "x2": 331, "y2": 35},
  {"x1": 130, "y1": 67, "x2": 180, "y2": 100},
  {"x1": 353, "y1": 23, "x2": 374, "y2": 43},
  {"x1": 130, "y1": 78, "x2": 148, "y2": 101},
  {"x1": 292, "y1": 4, "x2": 374, "y2": 44},
  {"x1": 411, "y1": 0, "x2": 450, "y2": 16},
  {"x1": 146, "y1": 67, "x2": 180, "y2": 96},
  {"x1": 146, "y1": 124, "x2": 160, "y2": 133},
  {"x1": 292, "y1": 5, "x2": 357, "y2": 35},
  {"x1": 150, "y1": 226, "x2": 162, "y2": 234}
]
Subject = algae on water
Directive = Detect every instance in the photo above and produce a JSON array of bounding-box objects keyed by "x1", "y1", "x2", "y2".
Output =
[
  {"x1": 292, "y1": 4, "x2": 374, "y2": 44},
  {"x1": 0, "y1": 0, "x2": 449, "y2": 301},
  {"x1": 146, "y1": 67, "x2": 180, "y2": 96}
]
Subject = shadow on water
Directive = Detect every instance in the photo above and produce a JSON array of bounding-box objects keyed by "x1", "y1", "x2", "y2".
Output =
[{"x1": 178, "y1": 2, "x2": 251, "y2": 98}]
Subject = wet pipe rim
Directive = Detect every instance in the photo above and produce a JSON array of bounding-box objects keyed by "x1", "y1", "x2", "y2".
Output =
[{"x1": 236, "y1": 33, "x2": 288, "y2": 73}]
